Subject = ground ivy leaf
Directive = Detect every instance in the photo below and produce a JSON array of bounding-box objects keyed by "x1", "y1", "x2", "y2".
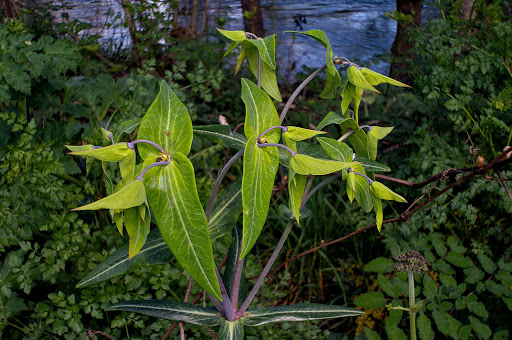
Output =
[
  {"x1": 71, "y1": 179, "x2": 146, "y2": 211},
  {"x1": 138, "y1": 80, "x2": 193, "y2": 158},
  {"x1": 143, "y1": 152, "x2": 221, "y2": 300},
  {"x1": 241, "y1": 136, "x2": 279, "y2": 259}
]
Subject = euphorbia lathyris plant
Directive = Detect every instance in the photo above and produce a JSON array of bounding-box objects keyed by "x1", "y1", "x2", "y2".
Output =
[{"x1": 69, "y1": 29, "x2": 409, "y2": 338}]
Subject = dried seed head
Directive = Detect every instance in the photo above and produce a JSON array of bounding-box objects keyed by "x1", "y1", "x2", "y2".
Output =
[{"x1": 394, "y1": 249, "x2": 428, "y2": 273}]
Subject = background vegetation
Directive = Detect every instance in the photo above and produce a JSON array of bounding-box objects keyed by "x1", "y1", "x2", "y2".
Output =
[{"x1": 0, "y1": 0, "x2": 511, "y2": 338}]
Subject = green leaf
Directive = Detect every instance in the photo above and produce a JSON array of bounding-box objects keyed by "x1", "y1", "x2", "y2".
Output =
[
  {"x1": 193, "y1": 125, "x2": 247, "y2": 150},
  {"x1": 372, "y1": 194, "x2": 383, "y2": 231},
  {"x1": 223, "y1": 227, "x2": 247, "y2": 308},
  {"x1": 364, "y1": 257, "x2": 394, "y2": 273},
  {"x1": 76, "y1": 228, "x2": 173, "y2": 288},
  {"x1": 119, "y1": 149, "x2": 136, "y2": 184},
  {"x1": 288, "y1": 172, "x2": 306, "y2": 224},
  {"x1": 385, "y1": 323, "x2": 407, "y2": 340},
  {"x1": 369, "y1": 126, "x2": 394, "y2": 140},
  {"x1": 353, "y1": 292, "x2": 387, "y2": 309},
  {"x1": 458, "y1": 325, "x2": 471, "y2": 340},
  {"x1": 101, "y1": 127, "x2": 113, "y2": 141},
  {"x1": 223, "y1": 41, "x2": 242, "y2": 57},
  {"x1": 286, "y1": 30, "x2": 341, "y2": 99},
  {"x1": 242, "y1": 303, "x2": 363, "y2": 326},
  {"x1": 350, "y1": 165, "x2": 373, "y2": 212},
  {"x1": 217, "y1": 29, "x2": 247, "y2": 42},
  {"x1": 469, "y1": 316, "x2": 491, "y2": 339},
  {"x1": 115, "y1": 118, "x2": 142, "y2": 143},
  {"x1": 241, "y1": 78, "x2": 281, "y2": 141},
  {"x1": 218, "y1": 319, "x2": 244, "y2": 340},
  {"x1": 65, "y1": 144, "x2": 94, "y2": 152},
  {"x1": 446, "y1": 253, "x2": 473, "y2": 268},
  {"x1": 432, "y1": 310, "x2": 461, "y2": 339},
  {"x1": 347, "y1": 171, "x2": 356, "y2": 199},
  {"x1": 209, "y1": 177, "x2": 243, "y2": 240},
  {"x1": 244, "y1": 43, "x2": 282, "y2": 102},
  {"x1": 241, "y1": 137, "x2": 279, "y2": 258},
  {"x1": 477, "y1": 253, "x2": 497, "y2": 274},
  {"x1": 496, "y1": 270, "x2": 512, "y2": 286},
  {"x1": 377, "y1": 273, "x2": 398, "y2": 298},
  {"x1": 290, "y1": 154, "x2": 358, "y2": 176},
  {"x1": 361, "y1": 68, "x2": 410, "y2": 88},
  {"x1": 124, "y1": 206, "x2": 150, "y2": 259},
  {"x1": 284, "y1": 126, "x2": 326, "y2": 141},
  {"x1": 245, "y1": 34, "x2": 277, "y2": 69},
  {"x1": 71, "y1": 179, "x2": 146, "y2": 211},
  {"x1": 364, "y1": 327, "x2": 382, "y2": 340},
  {"x1": 418, "y1": 313, "x2": 435, "y2": 340},
  {"x1": 144, "y1": 153, "x2": 221, "y2": 300},
  {"x1": 67, "y1": 143, "x2": 131, "y2": 162},
  {"x1": 138, "y1": 80, "x2": 192, "y2": 158},
  {"x1": 467, "y1": 295, "x2": 488, "y2": 319},
  {"x1": 494, "y1": 330, "x2": 510, "y2": 340},
  {"x1": 106, "y1": 300, "x2": 222, "y2": 326},
  {"x1": 369, "y1": 181, "x2": 407, "y2": 203},
  {"x1": 318, "y1": 137, "x2": 353, "y2": 163},
  {"x1": 463, "y1": 267, "x2": 484, "y2": 284},
  {"x1": 347, "y1": 66, "x2": 380, "y2": 93},
  {"x1": 354, "y1": 155, "x2": 391, "y2": 172},
  {"x1": 316, "y1": 111, "x2": 344, "y2": 130}
]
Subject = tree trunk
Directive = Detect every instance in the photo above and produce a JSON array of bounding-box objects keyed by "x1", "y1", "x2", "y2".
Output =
[
  {"x1": 241, "y1": 0, "x2": 264, "y2": 37},
  {"x1": 121, "y1": 0, "x2": 142, "y2": 67},
  {"x1": 190, "y1": 0, "x2": 199, "y2": 38},
  {"x1": 389, "y1": 0, "x2": 424, "y2": 83}
]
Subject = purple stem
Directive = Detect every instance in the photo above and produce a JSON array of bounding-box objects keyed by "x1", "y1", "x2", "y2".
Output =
[
  {"x1": 257, "y1": 143, "x2": 296, "y2": 157},
  {"x1": 207, "y1": 292, "x2": 225, "y2": 318},
  {"x1": 136, "y1": 161, "x2": 169, "y2": 180},
  {"x1": 127, "y1": 139, "x2": 166, "y2": 154},
  {"x1": 359, "y1": 125, "x2": 373, "y2": 131},
  {"x1": 257, "y1": 126, "x2": 288, "y2": 143},
  {"x1": 354, "y1": 171, "x2": 374, "y2": 184},
  {"x1": 230, "y1": 239, "x2": 244, "y2": 310},
  {"x1": 216, "y1": 267, "x2": 237, "y2": 321}
]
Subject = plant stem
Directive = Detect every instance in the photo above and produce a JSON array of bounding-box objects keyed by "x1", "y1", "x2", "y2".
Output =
[
  {"x1": 257, "y1": 125, "x2": 288, "y2": 142},
  {"x1": 338, "y1": 129, "x2": 354, "y2": 142},
  {"x1": 257, "y1": 143, "x2": 296, "y2": 157},
  {"x1": 354, "y1": 171, "x2": 374, "y2": 184},
  {"x1": 408, "y1": 271, "x2": 417, "y2": 340},
  {"x1": 230, "y1": 238, "x2": 244, "y2": 310},
  {"x1": 216, "y1": 267, "x2": 237, "y2": 321},
  {"x1": 237, "y1": 218, "x2": 295, "y2": 316},
  {"x1": 136, "y1": 161, "x2": 170, "y2": 180},
  {"x1": 128, "y1": 139, "x2": 166, "y2": 153},
  {"x1": 280, "y1": 64, "x2": 327, "y2": 123},
  {"x1": 207, "y1": 292, "x2": 225, "y2": 318}
]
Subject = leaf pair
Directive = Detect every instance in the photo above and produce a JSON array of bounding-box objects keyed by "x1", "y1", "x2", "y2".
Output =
[{"x1": 218, "y1": 29, "x2": 282, "y2": 102}]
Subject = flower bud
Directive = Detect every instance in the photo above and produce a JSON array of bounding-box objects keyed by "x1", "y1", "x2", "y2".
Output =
[{"x1": 476, "y1": 156, "x2": 485, "y2": 167}]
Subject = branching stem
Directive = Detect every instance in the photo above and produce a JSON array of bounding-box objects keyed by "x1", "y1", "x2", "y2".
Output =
[
  {"x1": 257, "y1": 126, "x2": 287, "y2": 142},
  {"x1": 136, "y1": 161, "x2": 169, "y2": 180},
  {"x1": 128, "y1": 139, "x2": 166, "y2": 154},
  {"x1": 257, "y1": 143, "x2": 296, "y2": 157}
]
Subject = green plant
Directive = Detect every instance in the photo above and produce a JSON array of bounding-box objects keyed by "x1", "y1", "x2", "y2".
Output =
[{"x1": 66, "y1": 29, "x2": 412, "y2": 338}]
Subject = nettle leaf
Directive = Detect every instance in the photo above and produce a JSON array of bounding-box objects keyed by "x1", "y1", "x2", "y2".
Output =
[
  {"x1": 288, "y1": 172, "x2": 306, "y2": 224},
  {"x1": 67, "y1": 142, "x2": 131, "y2": 162},
  {"x1": 124, "y1": 206, "x2": 151, "y2": 259},
  {"x1": 138, "y1": 80, "x2": 192, "y2": 159},
  {"x1": 286, "y1": 30, "x2": 341, "y2": 99},
  {"x1": 144, "y1": 153, "x2": 221, "y2": 300},
  {"x1": 244, "y1": 43, "x2": 282, "y2": 102},
  {"x1": 354, "y1": 292, "x2": 387, "y2": 309},
  {"x1": 106, "y1": 300, "x2": 222, "y2": 326},
  {"x1": 115, "y1": 118, "x2": 142, "y2": 143},
  {"x1": 370, "y1": 181, "x2": 407, "y2": 203},
  {"x1": 418, "y1": 313, "x2": 435, "y2": 340},
  {"x1": 218, "y1": 319, "x2": 245, "y2": 340},
  {"x1": 346, "y1": 66, "x2": 380, "y2": 93},
  {"x1": 209, "y1": 177, "x2": 243, "y2": 240},
  {"x1": 477, "y1": 253, "x2": 497, "y2": 274},
  {"x1": 361, "y1": 67, "x2": 410, "y2": 88},
  {"x1": 241, "y1": 137, "x2": 279, "y2": 258},
  {"x1": 290, "y1": 154, "x2": 358, "y2": 176},
  {"x1": 317, "y1": 111, "x2": 344, "y2": 130},
  {"x1": 193, "y1": 125, "x2": 247, "y2": 150},
  {"x1": 243, "y1": 303, "x2": 363, "y2": 326},
  {"x1": 76, "y1": 228, "x2": 173, "y2": 288},
  {"x1": 71, "y1": 179, "x2": 146, "y2": 211},
  {"x1": 364, "y1": 257, "x2": 394, "y2": 273},
  {"x1": 284, "y1": 126, "x2": 326, "y2": 141},
  {"x1": 432, "y1": 310, "x2": 461, "y2": 339}
]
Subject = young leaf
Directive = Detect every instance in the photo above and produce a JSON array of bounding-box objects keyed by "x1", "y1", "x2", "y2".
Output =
[
  {"x1": 346, "y1": 66, "x2": 380, "y2": 93},
  {"x1": 242, "y1": 303, "x2": 364, "y2": 326},
  {"x1": 101, "y1": 127, "x2": 113, "y2": 141},
  {"x1": 143, "y1": 152, "x2": 221, "y2": 300},
  {"x1": 318, "y1": 137, "x2": 353, "y2": 162},
  {"x1": 67, "y1": 142, "x2": 131, "y2": 162},
  {"x1": 371, "y1": 194, "x2": 383, "y2": 231},
  {"x1": 245, "y1": 35, "x2": 277, "y2": 69},
  {"x1": 288, "y1": 172, "x2": 306, "y2": 224},
  {"x1": 119, "y1": 149, "x2": 136, "y2": 184},
  {"x1": 241, "y1": 137, "x2": 279, "y2": 258},
  {"x1": 340, "y1": 82, "x2": 364, "y2": 121},
  {"x1": 115, "y1": 118, "x2": 142, "y2": 142},
  {"x1": 354, "y1": 155, "x2": 391, "y2": 172},
  {"x1": 369, "y1": 181, "x2": 407, "y2": 203},
  {"x1": 106, "y1": 300, "x2": 222, "y2": 326},
  {"x1": 284, "y1": 126, "x2": 326, "y2": 141},
  {"x1": 290, "y1": 154, "x2": 358, "y2": 176},
  {"x1": 217, "y1": 29, "x2": 248, "y2": 42},
  {"x1": 65, "y1": 144, "x2": 94, "y2": 152},
  {"x1": 347, "y1": 171, "x2": 356, "y2": 198},
  {"x1": 316, "y1": 111, "x2": 344, "y2": 130},
  {"x1": 193, "y1": 125, "x2": 247, "y2": 150},
  {"x1": 286, "y1": 30, "x2": 341, "y2": 99},
  {"x1": 218, "y1": 319, "x2": 245, "y2": 340},
  {"x1": 361, "y1": 67, "x2": 410, "y2": 88},
  {"x1": 137, "y1": 80, "x2": 193, "y2": 159},
  {"x1": 241, "y1": 78, "x2": 281, "y2": 141},
  {"x1": 244, "y1": 43, "x2": 282, "y2": 102},
  {"x1": 76, "y1": 228, "x2": 174, "y2": 288},
  {"x1": 351, "y1": 165, "x2": 373, "y2": 212},
  {"x1": 124, "y1": 206, "x2": 151, "y2": 259},
  {"x1": 367, "y1": 126, "x2": 394, "y2": 160},
  {"x1": 71, "y1": 179, "x2": 146, "y2": 211}
]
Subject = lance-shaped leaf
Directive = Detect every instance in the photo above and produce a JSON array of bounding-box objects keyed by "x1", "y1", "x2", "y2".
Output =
[
  {"x1": 218, "y1": 319, "x2": 245, "y2": 340},
  {"x1": 284, "y1": 126, "x2": 326, "y2": 141},
  {"x1": 290, "y1": 154, "x2": 358, "y2": 176},
  {"x1": 67, "y1": 142, "x2": 131, "y2": 162},
  {"x1": 361, "y1": 67, "x2": 410, "y2": 88},
  {"x1": 370, "y1": 181, "x2": 407, "y2": 203},
  {"x1": 208, "y1": 177, "x2": 243, "y2": 240},
  {"x1": 138, "y1": 81, "x2": 192, "y2": 159},
  {"x1": 65, "y1": 144, "x2": 94, "y2": 152},
  {"x1": 347, "y1": 66, "x2": 380, "y2": 93},
  {"x1": 76, "y1": 228, "x2": 174, "y2": 288},
  {"x1": 242, "y1": 303, "x2": 364, "y2": 326},
  {"x1": 340, "y1": 82, "x2": 364, "y2": 122},
  {"x1": 347, "y1": 171, "x2": 356, "y2": 200},
  {"x1": 119, "y1": 149, "x2": 136, "y2": 184},
  {"x1": 144, "y1": 153, "x2": 221, "y2": 300},
  {"x1": 349, "y1": 165, "x2": 373, "y2": 212},
  {"x1": 317, "y1": 112, "x2": 344, "y2": 130},
  {"x1": 288, "y1": 172, "x2": 307, "y2": 224},
  {"x1": 241, "y1": 137, "x2": 279, "y2": 258},
  {"x1": 223, "y1": 227, "x2": 248, "y2": 307},
  {"x1": 241, "y1": 78, "x2": 281, "y2": 141},
  {"x1": 106, "y1": 300, "x2": 222, "y2": 326},
  {"x1": 287, "y1": 30, "x2": 341, "y2": 99},
  {"x1": 367, "y1": 126, "x2": 394, "y2": 160},
  {"x1": 244, "y1": 43, "x2": 282, "y2": 102},
  {"x1": 124, "y1": 205, "x2": 151, "y2": 259},
  {"x1": 371, "y1": 194, "x2": 384, "y2": 232},
  {"x1": 71, "y1": 179, "x2": 146, "y2": 211},
  {"x1": 217, "y1": 28, "x2": 247, "y2": 42},
  {"x1": 115, "y1": 118, "x2": 142, "y2": 143},
  {"x1": 354, "y1": 155, "x2": 391, "y2": 172},
  {"x1": 245, "y1": 35, "x2": 277, "y2": 69},
  {"x1": 317, "y1": 137, "x2": 353, "y2": 180},
  {"x1": 193, "y1": 125, "x2": 247, "y2": 151}
]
